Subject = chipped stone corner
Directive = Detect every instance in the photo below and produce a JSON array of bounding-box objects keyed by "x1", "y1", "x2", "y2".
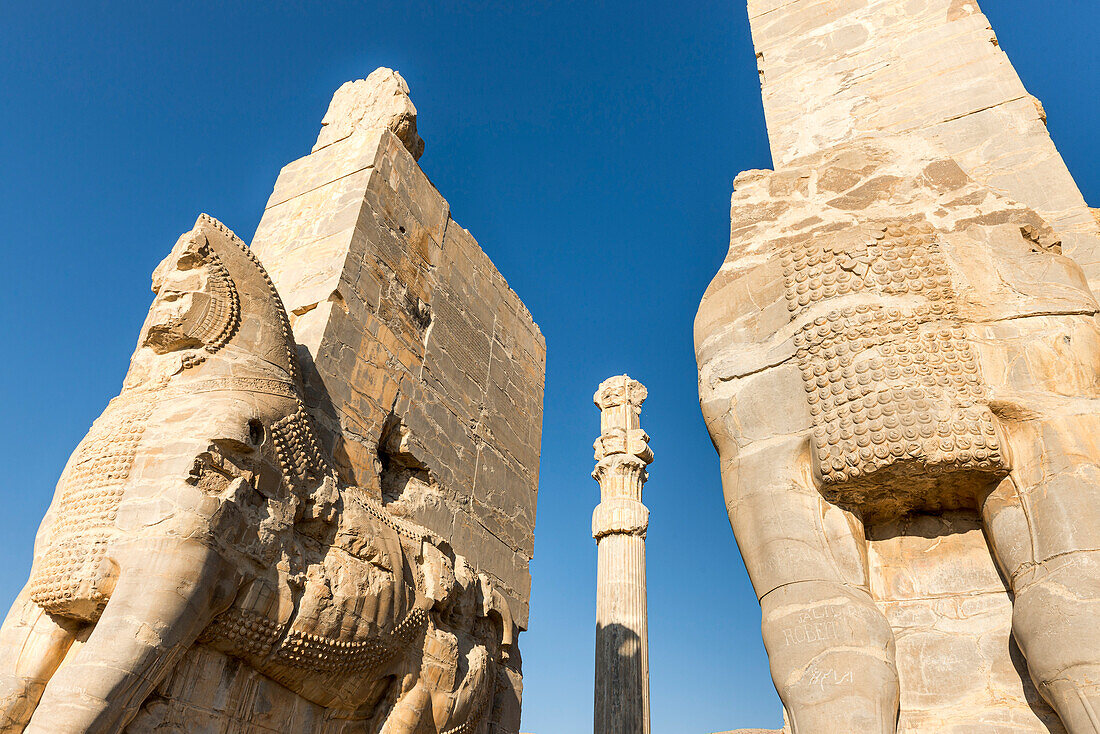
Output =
[{"x1": 314, "y1": 67, "x2": 426, "y2": 160}]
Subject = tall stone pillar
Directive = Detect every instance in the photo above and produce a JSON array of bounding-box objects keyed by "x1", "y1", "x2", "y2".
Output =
[{"x1": 592, "y1": 375, "x2": 654, "y2": 734}]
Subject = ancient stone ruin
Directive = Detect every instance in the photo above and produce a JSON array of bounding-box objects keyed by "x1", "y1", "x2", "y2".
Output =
[
  {"x1": 0, "y1": 69, "x2": 545, "y2": 734},
  {"x1": 697, "y1": 1, "x2": 1100, "y2": 733},
  {"x1": 4, "y1": 2, "x2": 1100, "y2": 733},
  {"x1": 591, "y1": 376, "x2": 654, "y2": 734}
]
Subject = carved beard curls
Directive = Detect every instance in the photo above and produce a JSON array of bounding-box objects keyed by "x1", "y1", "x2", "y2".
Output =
[{"x1": 144, "y1": 243, "x2": 241, "y2": 370}]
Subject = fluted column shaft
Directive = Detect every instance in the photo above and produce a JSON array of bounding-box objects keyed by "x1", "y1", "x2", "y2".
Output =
[
  {"x1": 592, "y1": 376, "x2": 653, "y2": 734},
  {"x1": 595, "y1": 531, "x2": 649, "y2": 734}
]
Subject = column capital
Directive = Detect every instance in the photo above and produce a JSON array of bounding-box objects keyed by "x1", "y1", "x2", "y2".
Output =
[
  {"x1": 591, "y1": 453, "x2": 650, "y2": 488},
  {"x1": 592, "y1": 374, "x2": 654, "y2": 488},
  {"x1": 594, "y1": 374, "x2": 648, "y2": 411}
]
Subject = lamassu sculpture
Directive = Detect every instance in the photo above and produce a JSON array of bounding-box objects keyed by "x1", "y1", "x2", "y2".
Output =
[
  {"x1": 696, "y1": 137, "x2": 1100, "y2": 733},
  {"x1": 0, "y1": 215, "x2": 511, "y2": 733}
]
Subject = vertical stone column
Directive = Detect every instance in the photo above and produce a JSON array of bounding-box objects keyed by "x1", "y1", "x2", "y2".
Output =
[{"x1": 592, "y1": 375, "x2": 653, "y2": 734}]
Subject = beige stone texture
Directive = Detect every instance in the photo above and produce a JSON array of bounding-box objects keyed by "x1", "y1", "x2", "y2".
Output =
[
  {"x1": 0, "y1": 214, "x2": 522, "y2": 733},
  {"x1": 314, "y1": 67, "x2": 425, "y2": 160},
  {"x1": 747, "y1": 0, "x2": 1100, "y2": 292},
  {"x1": 702, "y1": 2, "x2": 1100, "y2": 731},
  {"x1": 0, "y1": 72, "x2": 542, "y2": 734},
  {"x1": 592, "y1": 376, "x2": 653, "y2": 734},
  {"x1": 869, "y1": 513, "x2": 1067, "y2": 733},
  {"x1": 251, "y1": 70, "x2": 544, "y2": 734},
  {"x1": 251, "y1": 73, "x2": 545, "y2": 634},
  {"x1": 696, "y1": 136, "x2": 1100, "y2": 733}
]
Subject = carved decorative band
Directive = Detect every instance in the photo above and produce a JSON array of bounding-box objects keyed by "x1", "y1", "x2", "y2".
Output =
[
  {"x1": 591, "y1": 455, "x2": 649, "y2": 486},
  {"x1": 781, "y1": 220, "x2": 1008, "y2": 492},
  {"x1": 202, "y1": 606, "x2": 428, "y2": 675},
  {"x1": 166, "y1": 377, "x2": 298, "y2": 399},
  {"x1": 180, "y1": 247, "x2": 241, "y2": 371},
  {"x1": 194, "y1": 213, "x2": 301, "y2": 385},
  {"x1": 593, "y1": 499, "x2": 649, "y2": 539}
]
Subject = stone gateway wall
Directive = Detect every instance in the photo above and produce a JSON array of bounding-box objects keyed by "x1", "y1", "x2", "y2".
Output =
[
  {"x1": 250, "y1": 72, "x2": 545, "y2": 631},
  {"x1": 0, "y1": 69, "x2": 543, "y2": 734},
  {"x1": 250, "y1": 68, "x2": 545, "y2": 729}
]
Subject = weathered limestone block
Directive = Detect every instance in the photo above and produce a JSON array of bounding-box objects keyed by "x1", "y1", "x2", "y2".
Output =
[
  {"x1": 0, "y1": 214, "x2": 520, "y2": 734},
  {"x1": 869, "y1": 512, "x2": 1066, "y2": 733},
  {"x1": 696, "y1": 135, "x2": 1100, "y2": 733},
  {"x1": 251, "y1": 71, "x2": 544, "y2": 629},
  {"x1": 314, "y1": 67, "x2": 425, "y2": 160},
  {"x1": 251, "y1": 70, "x2": 544, "y2": 732},
  {"x1": 747, "y1": 0, "x2": 1100, "y2": 292}
]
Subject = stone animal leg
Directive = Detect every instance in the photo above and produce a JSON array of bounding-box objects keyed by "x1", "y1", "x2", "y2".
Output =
[
  {"x1": 725, "y1": 436, "x2": 898, "y2": 734},
  {"x1": 0, "y1": 585, "x2": 82, "y2": 733},
  {"x1": 984, "y1": 414, "x2": 1100, "y2": 733},
  {"x1": 380, "y1": 679, "x2": 432, "y2": 734},
  {"x1": 22, "y1": 540, "x2": 238, "y2": 734},
  {"x1": 431, "y1": 644, "x2": 489, "y2": 732}
]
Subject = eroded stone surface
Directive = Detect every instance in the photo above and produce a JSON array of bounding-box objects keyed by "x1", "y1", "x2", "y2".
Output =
[
  {"x1": 697, "y1": 136, "x2": 1100, "y2": 733},
  {"x1": 705, "y1": 3, "x2": 1100, "y2": 731},
  {"x1": 314, "y1": 67, "x2": 425, "y2": 160},
  {"x1": 253, "y1": 72, "x2": 545, "y2": 634},
  {"x1": 252, "y1": 70, "x2": 544, "y2": 733},
  {"x1": 0, "y1": 71, "x2": 542, "y2": 734},
  {"x1": 747, "y1": 0, "x2": 1100, "y2": 293}
]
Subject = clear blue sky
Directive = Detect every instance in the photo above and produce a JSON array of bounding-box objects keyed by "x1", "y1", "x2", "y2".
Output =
[{"x1": 2, "y1": 2, "x2": 1098, "y2": 732}]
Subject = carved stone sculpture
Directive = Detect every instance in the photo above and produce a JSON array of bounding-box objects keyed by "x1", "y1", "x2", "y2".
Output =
[
  {"x1": 592, "y1": 376, "x2": 653, "y2": 734},
  {"x1": 0, "y1": 215, "x2": 513, "y2": 734},
  {"x1": 696, "y1": 136, "x2": 1100, "y2": 733}
]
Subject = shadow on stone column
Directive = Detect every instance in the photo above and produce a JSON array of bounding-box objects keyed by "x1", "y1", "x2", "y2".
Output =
[{"x1": 595, "y1": 622, "x2": 646, "y2": 734}]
